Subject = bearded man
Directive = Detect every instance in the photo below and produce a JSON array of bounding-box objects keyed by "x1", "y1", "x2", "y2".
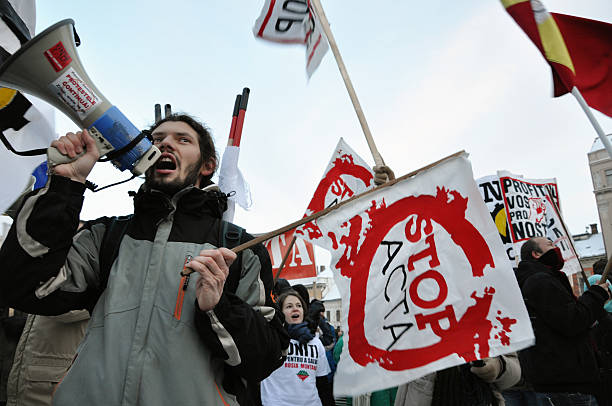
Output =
[
  {"x1": 0, "y1": 114, "x2": 288, "y2": 406},
  {"x1": 516, "y1": 237, "x2": 609, "y2": 406}
]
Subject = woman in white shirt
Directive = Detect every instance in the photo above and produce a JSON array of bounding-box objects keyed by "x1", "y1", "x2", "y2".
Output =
[{"x1": 260, "y1": 291, "x2": 331, "y2": 406}]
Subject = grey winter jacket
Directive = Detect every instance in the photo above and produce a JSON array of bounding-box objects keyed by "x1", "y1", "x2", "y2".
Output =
[{"x1": 0, "y1": 176, "x2": 289, "y2": 405}]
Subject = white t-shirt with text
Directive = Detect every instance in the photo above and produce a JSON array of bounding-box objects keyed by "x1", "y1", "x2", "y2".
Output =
[{"x1": 260, "y1": 336, "x2": 331, "y2": 406}]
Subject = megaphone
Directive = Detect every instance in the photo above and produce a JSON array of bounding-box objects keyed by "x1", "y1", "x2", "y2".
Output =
[{"x1": 0, "y1": 19, "x2": 159, "y2": 176}]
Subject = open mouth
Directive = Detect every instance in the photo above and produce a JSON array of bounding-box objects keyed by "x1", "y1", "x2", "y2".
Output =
[
  {"x1": 291, "y1": 313, "x2": 301, "y2": 320},
  {"x1": 155, "y1": 154, "x2": 177, "y2": 172}
]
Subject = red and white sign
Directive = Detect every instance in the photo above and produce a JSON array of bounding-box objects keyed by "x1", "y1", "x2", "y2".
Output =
[
  {"x1": 318, "y1": 155, "x2": 534, "y2": 396},
  {"x1": 252, "y1": 0, "x2": 329, "y2": 77},
  {"x1": 264, "y1": 228, "x2": 317, "y2": 280},
  {"x1": 49, "y1": 67, "x2": 101, "y2": 120},
  {"x1": 295, "y1": 137, "x2": 374, "y2": 250},
  {"x1": 44, "y1": 41, "x2": 72, "y2": 72}
]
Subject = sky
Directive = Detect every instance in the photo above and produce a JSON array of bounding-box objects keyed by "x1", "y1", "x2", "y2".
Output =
[{"x1": 12, "y1": 1, "x2": 612, "y2": 260}]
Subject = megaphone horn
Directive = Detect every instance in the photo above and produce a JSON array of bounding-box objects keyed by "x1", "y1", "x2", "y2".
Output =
[{"x1": 0, "y1": 19, "x2": 159, "y2": 176}]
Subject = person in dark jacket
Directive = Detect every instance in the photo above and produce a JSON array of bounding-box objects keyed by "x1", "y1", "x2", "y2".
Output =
[
  {"x1": 516, "y1": 237, "x2": 610, "y2": 405},
  {"x1": 0, "y1": 114, "x2": 289, "y2": 406}
]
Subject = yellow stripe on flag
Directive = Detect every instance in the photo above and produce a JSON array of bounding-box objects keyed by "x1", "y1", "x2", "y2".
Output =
[
  {"x1": 501, "y1": 0, "x2": 528, "y2": 9},
  {"x1": 0, "y1": 88, "x2": 18, "y2": 109},
  {"x1": 537, "y1": 13, "x2": 575, "y2": 74}
]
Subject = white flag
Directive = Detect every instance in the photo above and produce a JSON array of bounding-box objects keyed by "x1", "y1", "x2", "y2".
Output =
[
  {"x1": 0, "y1": 0, "x2": 57, "y2": 213},
  {"x1": 316, "y1": 154, "x2": 534, "y2": 396},
  {"x1": 218, "y1": 145, "x2": 252, "y2": 222},
  {"x1": 253, "y1": 0, "x2": 329, "y2": 77},
  {"x1": 295, "y1": 137, "x2": 374, "y2": 249}
]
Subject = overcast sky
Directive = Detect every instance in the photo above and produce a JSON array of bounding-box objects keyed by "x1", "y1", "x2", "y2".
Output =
[{"x1": 27, "y1": 1, "x2": 612, "y2": 253}]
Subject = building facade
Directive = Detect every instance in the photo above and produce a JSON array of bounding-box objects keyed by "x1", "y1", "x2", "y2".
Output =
[{"x1": 588, "y1": 137, "x2": 612, "y2": 257}]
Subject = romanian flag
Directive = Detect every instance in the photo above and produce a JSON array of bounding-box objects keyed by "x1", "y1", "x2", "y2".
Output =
[{"x1": 502, "y1": 0, "x2": 612, "y2": 117}]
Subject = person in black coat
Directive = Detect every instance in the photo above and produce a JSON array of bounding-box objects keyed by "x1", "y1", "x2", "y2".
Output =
[{"x1": 516, "y1": 237, "x2": 610, "y2": 405}]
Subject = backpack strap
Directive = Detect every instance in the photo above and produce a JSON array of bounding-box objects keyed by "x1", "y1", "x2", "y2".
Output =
[
  {"x1": 219, "y1": 220, "x2": 245, "y2": 293},
  {"x1": 99, "y1": 215, "x2": 133, "y2": 291}
]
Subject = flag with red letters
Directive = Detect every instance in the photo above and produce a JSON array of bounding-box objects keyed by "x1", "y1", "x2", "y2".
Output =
[
  {"x1": 295, "y1": 138, "x2": 375, "y2": 250},
  {"x1": 318, "y1": 154, "x2": 534, "y2": 396}
]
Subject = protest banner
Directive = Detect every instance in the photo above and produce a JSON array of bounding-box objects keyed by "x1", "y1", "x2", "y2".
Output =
[
  {"x1": 313, "y1": 154, "x2": 534, "y2": 395},
  {"x1": 0, "y1": 1, "x2": 56, "y2": 214},
  {"x1": 498, "y1": 171, "x2": 581, "y2": 275},
  {"x1": 477, "y1": 175, "x2": 515, "y2": 263},
  {"x1": 295, "y1": 137, "x2": 374, "y2": 250},
  {"x1": 252, "y1": 0, "x2": 329, "y2": 77},
  {"x1": 264, "y1": 228, "x2": 317, "y2": 280}
]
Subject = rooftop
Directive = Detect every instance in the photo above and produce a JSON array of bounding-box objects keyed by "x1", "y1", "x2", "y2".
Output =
[{"x1": 573, "y1": 232, "x2": 605, "y2": 259}]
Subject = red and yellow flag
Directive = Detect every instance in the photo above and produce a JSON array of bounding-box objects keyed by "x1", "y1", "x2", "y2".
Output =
[{"x1": 502, "y1": 0, "x2": 612, "y2": 117}]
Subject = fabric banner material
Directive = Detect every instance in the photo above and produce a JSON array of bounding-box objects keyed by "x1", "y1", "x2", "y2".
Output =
[
  {"x1": 218, "y1": 145, "x2": 252, "y2": 222},
  {"x1": 295, "y1": 137, "x2": 374, "y2": 250},
  {"x1": 502, "y1": 0, "x2": 612, "y2": 117},
  {"x1": 0, "y1": 1, "x2": 56, "y2": 214},
  {"x1": 497, "y1": 171, "x2": 581, "y2": 275},
  {"x1": 253, "y1": 0, "x2": 329, "y2": 77},
  {"x1": 317, "y1": 154, "x2": 534, "y2": 396}
]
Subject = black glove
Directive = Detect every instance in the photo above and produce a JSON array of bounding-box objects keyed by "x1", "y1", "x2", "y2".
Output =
[{"x1": 287, "y1": 322, "x2": 315, "y2": 345}]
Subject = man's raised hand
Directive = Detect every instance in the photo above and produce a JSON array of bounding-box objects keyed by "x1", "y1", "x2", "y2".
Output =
[{"x1": 50, "y1": 129, "x2": 99, "y2": 183}]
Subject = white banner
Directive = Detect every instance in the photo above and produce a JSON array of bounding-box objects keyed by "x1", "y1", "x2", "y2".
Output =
[
  {"x1": 295, "y1": 137, "x2": 374, "y2": 250},
  {"x1": 476, "y1": 175, "x2": 516, "y2": 263},
  {"x1": 0, "y1": 1, "x2": 57, "y2": 214},
  {"x1": 253, "y1": 0, "x2": 329, "y2": 77},
  {"x1": 218, "y1": 145, "x2": 252, "y2": 222},
  {"x1": 497, "y1": 171, "x2": 581, "y2": 275},
  {"x1": 318, "y1": 155, "x2": 534, "y2": 396}
]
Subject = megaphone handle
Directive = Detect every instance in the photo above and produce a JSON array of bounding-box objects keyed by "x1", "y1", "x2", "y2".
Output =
[{"x1": 47, "y1": 145, "x2": 85, "y2": 167}]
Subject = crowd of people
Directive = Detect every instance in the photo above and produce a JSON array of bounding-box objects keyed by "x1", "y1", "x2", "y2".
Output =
[{"x1": 0, "y1": 113, "x2": 611, "y2": 406}]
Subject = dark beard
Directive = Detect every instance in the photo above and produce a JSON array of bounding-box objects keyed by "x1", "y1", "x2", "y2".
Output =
[{"x1": 145, "y1": 158, "x2": 203, "y2": 196}]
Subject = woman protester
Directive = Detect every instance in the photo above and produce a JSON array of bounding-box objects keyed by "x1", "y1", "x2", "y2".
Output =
[{"x1": 260, "y1": 291, "x2": 332, "y2": 406}]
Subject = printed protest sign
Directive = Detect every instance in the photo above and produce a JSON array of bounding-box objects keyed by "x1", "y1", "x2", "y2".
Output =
[
  {"x1": 317, "y1": 155, "x2": 534, "y2": 395},
  {"x1": 295, "y1": 137, "x2": 374, "y2": 250},
  {"x1": 477, "y1": 175, "x2": 516, "y2": 263},
  {"x1": 264, "y1": 228, "x2": 317, "y2": 280},
  {"x1": 498, "y1": 171, "x2": 581, "y2": 275}
]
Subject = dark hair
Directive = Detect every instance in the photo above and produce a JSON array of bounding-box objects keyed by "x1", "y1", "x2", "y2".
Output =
[
  {"x1": 273, "y1": 278, "x2": 292, "y2": 299},
  {"x1": 277, "y1": 290, "x2": 307, "y2": 312},
  {"x1": 520, "y1": 238, "x2": 543, "y2": 261},
  {"x1": 292, "y1": 284, "x2": 310, "y2": 310},
  {"x1": 593, "y1": 258, "x2": 607, "y2": 275},
  {"x1": 148, "y1": 114, "x2": 217, "y2": 185}
]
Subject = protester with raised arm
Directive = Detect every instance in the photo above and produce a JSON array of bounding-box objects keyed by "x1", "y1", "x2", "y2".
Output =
[{"x1": 0, "y1": 114, "x2": 289, "y2": 406}]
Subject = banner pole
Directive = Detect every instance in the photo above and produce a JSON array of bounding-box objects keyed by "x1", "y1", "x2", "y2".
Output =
[
  {"x1": 274, "y1": 236, "x2": 297, "y2": 282},
  {"x1": 310, "y1": 0, "x2": 385, "y2": 167},
  {"x1": 571, "y1": 87, "x2": 612, "y2": 159},
  {"x1": 545, "y1": 189, "x2": 590, "y2": 288},
  {"x1": 599, "y1": 253, "x2": 612, "y2": 286},
  {"x1": 180, "y1": 150, "x2": 466, "y2": 276}
]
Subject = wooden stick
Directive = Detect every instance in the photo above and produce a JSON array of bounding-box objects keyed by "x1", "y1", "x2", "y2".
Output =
[
  {"x1": 310, "y1": 0, "x2": 385, "y2": 167},
  {"x1": 545, "y1": 190, "x2": 590, "y2": 288},
  {"x1": 181, "y1": 150, "x2": 464, "y2": 276},
  {"x1": 231, "y1": 150, "x2": 465, "y2": 254},
  {"x1": 598, "y1": 253, "x2": 612, "y2": 286},
  {"x1": 274, "y1": 235, "x2": 297, "y2": 282}
]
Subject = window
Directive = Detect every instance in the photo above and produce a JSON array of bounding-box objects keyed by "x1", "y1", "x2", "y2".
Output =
[
  {"x1": 336, "y1": 310, "x2": 341, "y2": 322},
  {"x1": 326, "y1": 311, "x2": 330, "y2": 320},
  {"x1": 605, "y1": 169, "x2": 612, "y2": 187}
]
